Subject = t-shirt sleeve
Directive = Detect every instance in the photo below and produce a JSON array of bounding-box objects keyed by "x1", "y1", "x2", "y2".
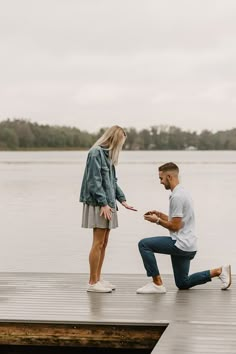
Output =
[{"x1": 170, "y1": 195, "x2": 184, "y2": 217}]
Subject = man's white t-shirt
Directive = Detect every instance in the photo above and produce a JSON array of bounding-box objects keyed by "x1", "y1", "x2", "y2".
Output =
[{"x1": 169, "y1": 184, "x2": 197, "y2": 252}]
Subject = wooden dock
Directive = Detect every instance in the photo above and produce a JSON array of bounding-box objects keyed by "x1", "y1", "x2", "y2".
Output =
[{"x1": 0, "y1": 272, "x2": 235, "y2": 353}]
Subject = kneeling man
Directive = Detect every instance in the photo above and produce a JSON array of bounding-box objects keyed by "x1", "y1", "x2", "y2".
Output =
[{"x1": 137, "y1": 162, "x2": 231, "y2": 294}]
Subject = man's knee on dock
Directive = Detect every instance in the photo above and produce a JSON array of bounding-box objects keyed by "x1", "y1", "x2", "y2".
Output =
[{"x1": 175, "y1": 279, "x2": 191, "y2": 290}]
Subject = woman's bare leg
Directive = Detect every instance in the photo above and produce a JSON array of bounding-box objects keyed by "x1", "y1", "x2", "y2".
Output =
[
  {"x1": 97, "y1": 229, "x2": 110, "y2": 281},
  {"x1": 89, "y1": 228, "x2": 109, "y2": 284}
]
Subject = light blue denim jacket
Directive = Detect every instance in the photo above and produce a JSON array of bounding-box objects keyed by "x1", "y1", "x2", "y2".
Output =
[{"x1": 80, "y1": 146, "x2": 126, "y2": 208}]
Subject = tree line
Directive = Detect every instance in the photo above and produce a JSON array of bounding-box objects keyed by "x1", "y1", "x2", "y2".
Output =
[{"x1": 0, "y1": 119, "x2": 236, "y2": 150}]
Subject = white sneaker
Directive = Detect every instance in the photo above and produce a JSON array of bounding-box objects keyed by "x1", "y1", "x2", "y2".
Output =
[
  {"x1": 219, "y1": 265, "x2": 232, "y2": 290},
  {"x1": 136, "y1": 282, "x2": 166, "y2": 294},
  {"x1": 87, "y1": 281, "x2": 112, "y2": 293},
  {"x1": 100, "y1": 279, "x2": 116, "y2": 290}
]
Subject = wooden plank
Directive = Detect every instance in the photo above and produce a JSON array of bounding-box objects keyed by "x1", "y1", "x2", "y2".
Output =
[
  {"x1": 0, "y1": 273, "x2": 234, "y2": 325},
  {"x1": 0, "y1": 272, "x2": 235, "y2": 353},
  {"x1": 0, "y1": 322, "x2": 166, "y2": 349},
  {"x1": 152, "y1": 322, "x2": 236, "y2": 354}
]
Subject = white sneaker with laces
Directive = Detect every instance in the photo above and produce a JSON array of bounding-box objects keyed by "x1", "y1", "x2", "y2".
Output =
[
  {"x1": 87, "y1": 281, "x2": 112, "y2": 293},
  {"x1": 219, "y1": 264, "x2": 232, "y2": 290},
  {"x1": 100, "y1": 279, "x2": 116, "y2": 290},
  {"x1": 136, "y1": 282, "x2": 166, "y2": 294}
]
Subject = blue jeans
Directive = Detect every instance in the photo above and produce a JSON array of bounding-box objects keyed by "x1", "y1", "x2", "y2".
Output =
[{"x1": 138, "y1": 236, "x2": 211, "y2": 289}]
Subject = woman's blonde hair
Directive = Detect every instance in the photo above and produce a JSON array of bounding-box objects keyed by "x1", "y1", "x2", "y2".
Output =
[{"x1": 92, "y1": 125, "x2": 127, "y2": 165}]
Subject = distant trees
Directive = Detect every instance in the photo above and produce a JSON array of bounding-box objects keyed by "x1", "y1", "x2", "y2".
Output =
[
  {"x1": 125, "y1": 125, "x2": 236, "y2": 150},
  {"x1": 0, "y1": 119, "x2": 236, "y2": 150},
  {"x1": 0, "y1": 119, "x2": 95, "y2": 150}
]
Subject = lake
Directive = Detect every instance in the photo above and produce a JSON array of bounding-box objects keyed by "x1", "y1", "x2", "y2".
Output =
[{"x1": 0, "y1": 150, "x2": 235, "y2": 275}]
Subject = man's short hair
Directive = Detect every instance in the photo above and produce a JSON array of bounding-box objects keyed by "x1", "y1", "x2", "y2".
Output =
[{"x1": 159, "y1": 162, "x2": 179, "y2": 173}]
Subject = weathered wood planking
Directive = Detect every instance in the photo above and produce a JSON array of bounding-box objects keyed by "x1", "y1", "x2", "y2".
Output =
[{"x1": 0, "y1": 272, "x2": 235, "y2": 353}]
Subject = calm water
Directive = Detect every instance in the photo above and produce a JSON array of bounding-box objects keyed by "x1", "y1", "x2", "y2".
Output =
[{"x1": 0, "y1": 150, "x2": 236, "y2": 274}]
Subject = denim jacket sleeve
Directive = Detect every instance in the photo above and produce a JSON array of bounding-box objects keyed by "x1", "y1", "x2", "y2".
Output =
[
  {"x1": 112, "y1": 165, "x2": 126, "y2": 203},
  {"x1": 83, "y1": 149, "x2": 108, "y2": 206}
]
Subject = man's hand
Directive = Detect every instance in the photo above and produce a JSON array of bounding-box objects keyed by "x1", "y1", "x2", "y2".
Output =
[
  {"x1": 144, "y1": 211, "x2": 183, "y2": 231},
  {"x1": 144, "y1": 210, "x2": 168, "y2": 221},
  {"x1": 144, "y1": 210, "x2": 160, "y2": 217},
  {"x1": 144, "y1": 213, "x2": 159, "y2": 223}
]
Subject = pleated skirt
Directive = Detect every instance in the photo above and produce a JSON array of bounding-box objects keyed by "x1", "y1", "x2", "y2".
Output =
[{"x1": 81, "y1": 204, "x2": 118, "y2": 229}]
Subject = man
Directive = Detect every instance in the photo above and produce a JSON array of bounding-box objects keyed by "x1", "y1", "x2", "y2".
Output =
[{"x1": 137, "y1": 162, "x2": 231, "y2": 294}]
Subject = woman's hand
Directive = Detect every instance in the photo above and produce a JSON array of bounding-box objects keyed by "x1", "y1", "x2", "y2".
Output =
[
  {"x1": 121, "y1": 201, "x2": 137, "y2": 211},
  {"x1": 100, "y1": 205, "x2": 113, "y2": 220}
]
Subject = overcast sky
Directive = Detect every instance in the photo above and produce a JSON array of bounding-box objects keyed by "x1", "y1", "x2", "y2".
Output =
[{"x1": 1, "y1": 0, "x2": 236, "y2": 133}]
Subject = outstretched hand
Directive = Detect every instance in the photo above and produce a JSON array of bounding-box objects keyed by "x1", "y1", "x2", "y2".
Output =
[{"x1": 121, "y1": 201, "x2": 138, "y2": 211}]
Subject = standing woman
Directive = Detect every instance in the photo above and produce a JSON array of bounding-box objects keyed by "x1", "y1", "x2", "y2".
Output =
[{"x1": 80, "y1": 126, "x2": 137, "y2": 292}]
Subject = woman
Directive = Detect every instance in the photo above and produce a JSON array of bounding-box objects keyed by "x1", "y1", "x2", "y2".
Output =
[{"x1": 80, "y1": 126, "x2": 137, "y2": 292}]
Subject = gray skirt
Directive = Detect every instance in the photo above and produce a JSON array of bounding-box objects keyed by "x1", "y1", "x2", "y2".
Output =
[{"x1": 81, "y1": 204, "x2": 118, "y2": 229}]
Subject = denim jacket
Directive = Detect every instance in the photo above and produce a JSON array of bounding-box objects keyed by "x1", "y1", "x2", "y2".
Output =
[{"x1": 80, "y1": 146, "x2": 126, "y2": 208}]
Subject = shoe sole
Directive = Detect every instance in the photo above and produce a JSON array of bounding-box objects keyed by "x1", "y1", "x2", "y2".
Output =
[
  {"x1": 136, "y1": 292, "x2": 166, "y2": 294},
  {"x1": 222, "y1": 265, "x2": 232, "y2": 290},
  {"x1": 136, "y1": 290, "x2": 166, "y2": 294},
  {"x1": 87, "y1": 289, "x2": 112, "y2": 293}
]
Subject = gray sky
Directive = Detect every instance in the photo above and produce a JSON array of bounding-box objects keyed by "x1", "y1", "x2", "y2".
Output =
[{"x1": 1, "y1": 0, "x2": 236, "y2": 133}]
